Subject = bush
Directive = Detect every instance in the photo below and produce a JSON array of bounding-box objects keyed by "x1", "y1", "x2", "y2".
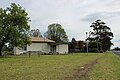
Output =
[
  {"x1": 91, "y1": 48, "x2": 100, "y2": 53},
  {"x1": 2, "y1": 51, "x2": 14, "y2": 55}
]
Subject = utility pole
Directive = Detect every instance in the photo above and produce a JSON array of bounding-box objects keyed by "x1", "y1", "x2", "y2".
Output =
[{"x1": 86, "y1": 32, "x2": 88, "y2": 55}]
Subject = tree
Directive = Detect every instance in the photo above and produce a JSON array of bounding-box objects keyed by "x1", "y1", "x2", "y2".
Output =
[
  {"x1": 70, "y1": 38, "x2": 77, "y2": 52},
  {"x1": 89, "y1": 19, "x2": 113, "y2": 52},
  {"x1": 113, "y1": 47, "x2": 120, "y2": 51},
  {"x1": 29, "y1": 29, "x2": 42, "y2": 37},
  {"x1": 0, "y1": 3, "x2": 31, "y2": 56},
  {"x1": 45, "y1": 23, "x2": 68, "y2": 43}
]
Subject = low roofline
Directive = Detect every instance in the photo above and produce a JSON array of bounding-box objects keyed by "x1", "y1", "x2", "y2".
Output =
[
  {"x1": 49, "y1": 42, "x2": 68, "y2": 45},
  {"x1": 31, "y1": 37, "x2": 55, "y2": 43}
]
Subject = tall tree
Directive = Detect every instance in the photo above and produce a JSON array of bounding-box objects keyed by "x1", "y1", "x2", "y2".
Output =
[
  {"x1": 89, "y1": 19, "x2": 113, "y2": 52},
  {"x1": 29, "y1": 29, "x2": 42, "y2": 37},
  {"x1": 0, "y1": 3, "x2": 31, "y2": 56},
  {"x1": 71, "y1": 38, "x2": 77, "y2": 52},
  {"x1": 45, "y1": 23, "x2": 68, "y2": 43}
]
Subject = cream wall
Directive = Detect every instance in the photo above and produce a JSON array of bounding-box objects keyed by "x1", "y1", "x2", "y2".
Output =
[
  {"x1": 14, "y1": 43, "x2": 51, "y2": 55},
  {"x1": 14, "y1": 43, "x2": 68, "y2": 55},
  {"x1": 27, "y1": 43, "x2": 50, "y2": 53},
  {"x1": 56, "y1": 44, "x2": 68, "y2": 54},
  {"x1": 14, "y1": 47, "x2": 24, "y2": 55}
]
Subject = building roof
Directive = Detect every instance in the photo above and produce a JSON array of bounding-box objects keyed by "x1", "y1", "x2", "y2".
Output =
[
  {"x1": 31, "y1": 37, "x2": 55, "y2": 43},
  {"x1": 49, "y1": 42, "x2": 68, "y2": 45}
]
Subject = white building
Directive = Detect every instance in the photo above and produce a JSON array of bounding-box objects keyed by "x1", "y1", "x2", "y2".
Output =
[{"x1": 14, "y1": 37, "x2": 68, "y2": 55}]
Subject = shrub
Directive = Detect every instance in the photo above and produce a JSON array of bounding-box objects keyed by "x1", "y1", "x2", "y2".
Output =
[
  {"x1": 2, "y1": 51, "x2": 14, "y2": 55},
  {"x1": 91, "y1": 48, "x2": 100, "y2": 53}
]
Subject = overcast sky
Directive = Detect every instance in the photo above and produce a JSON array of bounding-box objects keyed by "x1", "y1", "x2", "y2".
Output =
[{"x1": 0, "y1": 0, "x2": 120, "y2": 48}]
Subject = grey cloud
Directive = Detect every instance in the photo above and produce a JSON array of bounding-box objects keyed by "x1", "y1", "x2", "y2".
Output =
[
  {"x1": 0, "y1": 0, "x2": 120, "y2": 47},
  {"x1": 112, "y1": 34, "x2": 120, "y2": 42},
  {"x1": 81, "y1": 11, "x2": 120, "y2": 22}
]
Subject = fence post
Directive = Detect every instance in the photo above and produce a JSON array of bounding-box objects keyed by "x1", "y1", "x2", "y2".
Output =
[{"x1": 28, "y1": 51, "x2": 31, "y2": 57}]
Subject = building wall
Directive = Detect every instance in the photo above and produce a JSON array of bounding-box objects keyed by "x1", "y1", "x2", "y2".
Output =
[
  {"x1": 56, "y1": 44, "x2": 68, "y2": 54},
  {"x1": 27, "y1": 43, "x2": 50, "y2": 53},
  {"x1": 14, "y1": 47, "x2": 24, "y2": 55},
  {"x1": 14, "y1": 43, "x2": 51, "y2": 55},
  {"x1": 14, "y1": 43, "x2": 68, "y2": 55}
]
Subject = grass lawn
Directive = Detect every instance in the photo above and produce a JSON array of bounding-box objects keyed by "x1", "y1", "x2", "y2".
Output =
[
  {"x1": 0, "y1": 53, "x2": 101, "y2": 80},
  {"x1": 0, "y1": 52, "x2": 120, "y2": 80},
  {"x1": 88, "y1": 52, "x2": 120, "y2": 80}
]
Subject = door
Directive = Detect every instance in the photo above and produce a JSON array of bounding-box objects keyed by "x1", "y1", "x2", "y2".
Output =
[{"x1": 50, "y1": 45, "x2": 56, "y2": 53}]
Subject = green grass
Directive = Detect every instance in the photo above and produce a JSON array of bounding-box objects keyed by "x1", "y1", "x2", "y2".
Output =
[
  {"x1": 1, "y1": 52, "x2": 119, "y2": 80},
  {"x1": 88, "y1": 52, "x2": 120, "y2": 80},
  {"x1": 0, "y1": 53, "x2": 101, "y2": 80}
]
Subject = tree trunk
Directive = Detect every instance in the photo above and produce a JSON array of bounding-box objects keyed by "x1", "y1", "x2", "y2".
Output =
[
  {"x1": 0, "y1": 43, "x2": 4, "y2": 56},
  {"x1": 0, "y1": 48, "x2": 2, "y2": 56}
]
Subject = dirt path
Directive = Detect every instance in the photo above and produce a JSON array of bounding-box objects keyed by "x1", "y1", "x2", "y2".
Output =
[{"x1": 63, "y1": 57, "x2": 101, "y2": 80}]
